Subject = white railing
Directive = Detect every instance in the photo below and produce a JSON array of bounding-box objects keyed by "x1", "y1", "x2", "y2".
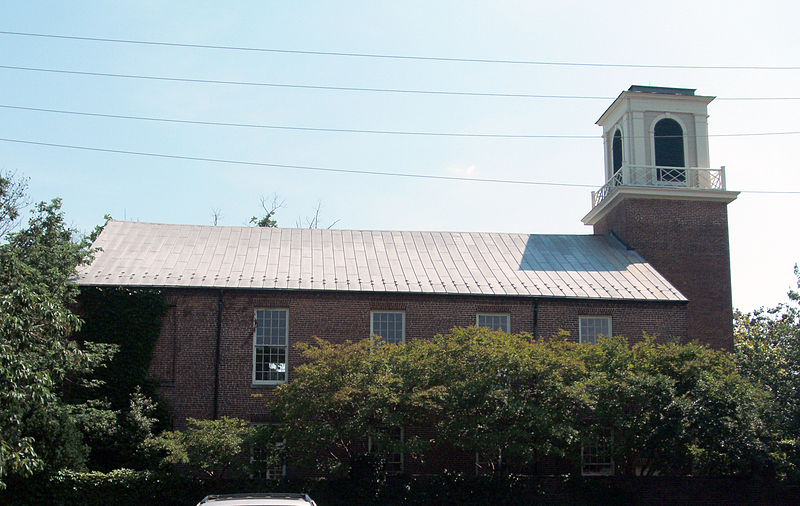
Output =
[{"x1": 591, "y1": 164, "x2": 726, "y2": 208}]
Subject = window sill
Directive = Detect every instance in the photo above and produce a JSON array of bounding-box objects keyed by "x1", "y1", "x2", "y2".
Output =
[{"x1": 251, "y1": 383, "x2": 285, "y2": 389}]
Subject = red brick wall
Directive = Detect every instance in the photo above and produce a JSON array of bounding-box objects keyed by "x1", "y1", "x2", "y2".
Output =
[
  {"x1": 593, "y1": 198, "x2": 734, "y2": 350},
  {"x1": 150, "y1": 288, "x2": 686, "y2": 428}
]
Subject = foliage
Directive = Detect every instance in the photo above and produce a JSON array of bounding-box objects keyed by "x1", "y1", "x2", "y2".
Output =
[
  {"x1": 0, "y1": 169, "x2": 28, "y2": 240},
  {"x1": 0, "y1": 177, "x2": 117, "y2": 487},
  {"x1": 268, "y1": 328, "x2": 771, "y2": 478},
  {"x1": 74, "y1": 288, "x2": 167, "y2": 409},
  {"x1": 575, "y1": 336, "x2": 768, "y2": 476},
  {"x1": 735, "y1": 266, "x2": 800, "y2": 478},
  {"x1": 250, "y1": 194, "x2": 283, "y2": 227},
  {"x1": 418, "y1": 328, "x2": 582, "y2": 471},
  {"x1": 152, "y1": 417, "x2": 257, "y2": 479},
  {"x1": 270, "y1": 338, "x2": 435, "y2": 476},
  {"x1": 2, "y1": 471, "x2": 799, "y2": 506},
  {"x1": 73, "y1": 287, "x2": 169, "y2": 470},
  {"x1": 0, "y1": 193, "x2": 111, "y2": 487}
]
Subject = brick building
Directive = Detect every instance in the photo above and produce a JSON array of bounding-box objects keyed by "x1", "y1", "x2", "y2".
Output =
[{"x1": 75, "y1": 86, "x2": 738, "y2": 475}]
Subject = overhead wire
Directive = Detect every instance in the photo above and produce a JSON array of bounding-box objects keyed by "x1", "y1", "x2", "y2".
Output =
[
  {"x1": 1, "y1": 30, "x2": 799, "y2": 71},
  {"x1": 1, "y1": 64, "x2": 799, "y2": 101},
  {"x1": 2, "y1": 103, "x2": 799, "y2": 139},
  {"x1": 0, "y1": 32, "x2": 797, "y2": 194},
  {"x1": 0, "y1": 136, "x2": 797, "y2": 194}
]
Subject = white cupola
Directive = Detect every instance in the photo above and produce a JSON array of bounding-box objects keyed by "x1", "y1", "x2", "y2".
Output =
[{"x1": 596, "y1": 85, "x2": 715, "y2": 186}]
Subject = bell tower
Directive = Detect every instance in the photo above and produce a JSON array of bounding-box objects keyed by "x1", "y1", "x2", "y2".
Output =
[{"x1": 582, "y1": 86, "x2": 739, "y2": 349}]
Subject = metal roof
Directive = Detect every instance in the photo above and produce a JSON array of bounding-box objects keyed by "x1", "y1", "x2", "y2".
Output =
[{"x1": 75, "y1": 221, "x2": 686, "y2": 301}]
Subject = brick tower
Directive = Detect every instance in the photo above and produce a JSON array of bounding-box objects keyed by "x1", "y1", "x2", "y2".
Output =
[{"x1": 582, "y1": 86, "x2": 739, "y2": 349}]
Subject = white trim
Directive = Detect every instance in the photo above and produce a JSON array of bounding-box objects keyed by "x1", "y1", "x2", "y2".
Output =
[
  {"x1": 476, "y1": 313, "x2": 511, "y2": 332},
  {"x1": 252, "y1": 308, "x2": 289, "y2": 385},
  {"x1": 581, "y1": 443, "x2": 615, "y2": 476},
  {"x1": 250, "y1": 425, "x2": 287, "y2": 481},
  {"x1": 582, "y1": 186, "x2": 739, "y2": 226},
  {"x1": 579, "y1": 316, "x2": 612, "y2": 344},
  {"x1": 370, "y1": 310, "x2": 406, "y2": 344},
  {"x1": 475, "y1": 449, "x2": 503, "y2": 476},
  {"x1": 368, "y1": 426, "x2": 404, "y2": 474}
]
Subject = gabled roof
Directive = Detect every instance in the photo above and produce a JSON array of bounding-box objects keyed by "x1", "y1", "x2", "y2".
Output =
[{"x1": 75, "y1": 221, "x2": 686, "y2": 302}]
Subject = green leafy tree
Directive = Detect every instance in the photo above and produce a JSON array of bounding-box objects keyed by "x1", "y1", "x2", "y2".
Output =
[
  {"x1": 250, "y1": 194, "x2": 283, "y2": 228},
  {"x1": 0, "y1": 183, "x2": 114, "y2": 487},
  {"x1": 0, "y1": 170, "x2": 28, "y2": 240},
  {"x1": 269, "y1": 338, "x2": 435, "y2": 477},
  {"x1": 153, "y1": 417, "x2": 256, "y2": 479},
  {"x1": 574, "y1": 336, "x2": 768, "y2": 476},
  {"x1": 419, "y1": 328, "x2": 581, "y2": 473},
  {"x1": 735, "y1": 266, "x2": 800, "y2": 477}
]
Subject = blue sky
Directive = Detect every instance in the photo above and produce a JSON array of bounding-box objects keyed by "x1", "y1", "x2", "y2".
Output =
[{"x1": 1, "y1": 1, "x2": 798, "y2": 311}]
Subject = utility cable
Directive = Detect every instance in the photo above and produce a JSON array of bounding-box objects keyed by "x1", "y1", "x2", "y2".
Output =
[
  {"x1": 1, "y1": 30, "x2": 798, "y2": 71},
  {"x1": 1, "y1": 64, "x2": 799, "y2": 101},
  {"x1": 0, "y1": 136, "x2": 798, "y2": 194},
  {"x1": 2, "y1": 103, "x2": 799, "y2": 139}
]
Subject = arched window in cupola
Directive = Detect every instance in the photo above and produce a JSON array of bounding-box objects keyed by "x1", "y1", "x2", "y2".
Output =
[
  {"x1": 612, "y1": 129, "x2": 623, "y2": 178},
  {"x1": 654, "y1": 118, "x2": 685, "y2": 183}
]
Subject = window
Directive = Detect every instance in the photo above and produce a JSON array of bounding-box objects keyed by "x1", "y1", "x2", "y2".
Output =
[
  {"x1": 476, "y1": 313, "x2": 510, "y2": 332},
  {"x1": 475, "y1": 449, "x2": 505, "y2": 476},
  {"x1": 612, "y1": 128, "x2": 623, "y2": 176},
  {"x1": 582, "y1": 432, "x2": 614, "y2": 476},
  {"x1": 250, "y1": 426, "x2": 286, "y2": 480},
  {"x1": 653, "y1": 118, "x2": 686, "y2": 184},
  {"x1": 369, "y1": 426, "x2": 404, "y2": 474},
  {"x1": 253, "y1": 309, "x2": 288, "y2": 384},
  {"x1": 579, "y1": 317, "x2": 612, "y2": 344},
  {"x1": 371, "y1": 311, "x2": 405, "y2": 344}
]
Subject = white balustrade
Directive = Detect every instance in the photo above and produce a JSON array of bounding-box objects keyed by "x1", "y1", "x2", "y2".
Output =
[{"x1": 592, "y1": 165, "x2": 726, "y2": 207}]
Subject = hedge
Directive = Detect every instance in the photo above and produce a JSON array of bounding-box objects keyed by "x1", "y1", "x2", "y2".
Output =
[{"x1": 2, "y1": 469, "x2": 798, "y2": 505}]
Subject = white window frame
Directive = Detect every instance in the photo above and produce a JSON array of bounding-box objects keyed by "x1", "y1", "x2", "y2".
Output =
[
  {"x1": 252, "y1": 308, "x2": 289, "y2": 385},
  {"x1": 250, "y1": 424, "x2": 287, "y2": 480},
  {"x1": 368, "y1": 426, "x2": 404, "y2": 474},
  {"x1": 475, "y1": 449, "x2": 504, "y2": 476},
  {"x1": 581, "y1": 431, "x2": 614, "y2": 476},
  {"x1": 370, "y1": 311, "x2": 406, "y2": 344},
  {"x1": 476, "y1": 313, "x2": 511, "y2": 332},
  {"x1": 579, "y1": 316, "x2": 612, "y2": 344}
]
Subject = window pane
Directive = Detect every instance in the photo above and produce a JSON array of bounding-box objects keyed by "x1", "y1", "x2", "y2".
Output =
[
  {"x1": 372, "y1": 312, "x2": 404, "y2": 344},
  {"x1": 254, "y1": 309, "x2": 288, "y2": 383},
  {"x1": 582, "y1": 432, "x2": 614, "y2": 475},
  {"x1": 580, "y1": 317, "x2": 611, "y2": 344},
  {"x1": 477, "y1": 314, "x2": 510, "y2": 332},
  {"x1": 251, "y1": 436, "x2": 286, "y2": 480},
  {"x1": 370, "y1": 426, "x2": 404, "y2": 474},
  {"x1": 255, "y1": 309, "x2": 287, "y2": 346}
]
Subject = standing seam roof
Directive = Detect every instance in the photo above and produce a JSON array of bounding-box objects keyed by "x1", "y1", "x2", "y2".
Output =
[{"x1": 75, "y1": 221, "x2": 686, "y2": 302}]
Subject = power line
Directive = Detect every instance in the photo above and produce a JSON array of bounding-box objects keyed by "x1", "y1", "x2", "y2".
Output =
[
  {"x1": 0, "y1": 136, "x2": 596, "y2": 188},
  {"x1": 1, "y1": 64, "x2": 799, "y2": 101},
  {"x1": 0, "y1": 104, "x2": 597, "y2": 139},
  {"x1": 2, "y1": 103, "x2": 799, "y2": 139},
  {"x1": 0, "y1": 64, "x2": 611, "y2": 99},
  {"x1": 0, "y1": 136, "x2": 797, "y2": 194},
  {"x1": 1, "y1": 30, "x2": 798, "y2": 71}
]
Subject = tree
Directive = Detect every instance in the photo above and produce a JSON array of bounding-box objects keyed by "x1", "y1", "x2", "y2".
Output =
[
  {"x1": 735, "y1": 266, "x2": 800, "y2": 478},
  {"x1": 0, "y1": 169, "x2": 29, "y2": 240},
  {"x1": 266, "y1": 328, "x2": 770, "y2": 479},
  {"x1": 152, "y1": 417, "x2": 256, "y2": 479},
  {"x1": 573, "y1": 336, "x2": 768, "y2": 476},
  {"x1": 295, "y1": 200, "x2": 340, "y2": 229},
  {"x1": 269, "y1": 338, "x2": 434, "y2": 477},
  {"x1": 0, "y1": 180, "x2": 114, "y2": 487},
  {"x1": 250, "y1": 194, "x2": 284, "y2": 228},
  {"x1": 419, "y1": 328, "x2": 580, "y2": 474}
]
